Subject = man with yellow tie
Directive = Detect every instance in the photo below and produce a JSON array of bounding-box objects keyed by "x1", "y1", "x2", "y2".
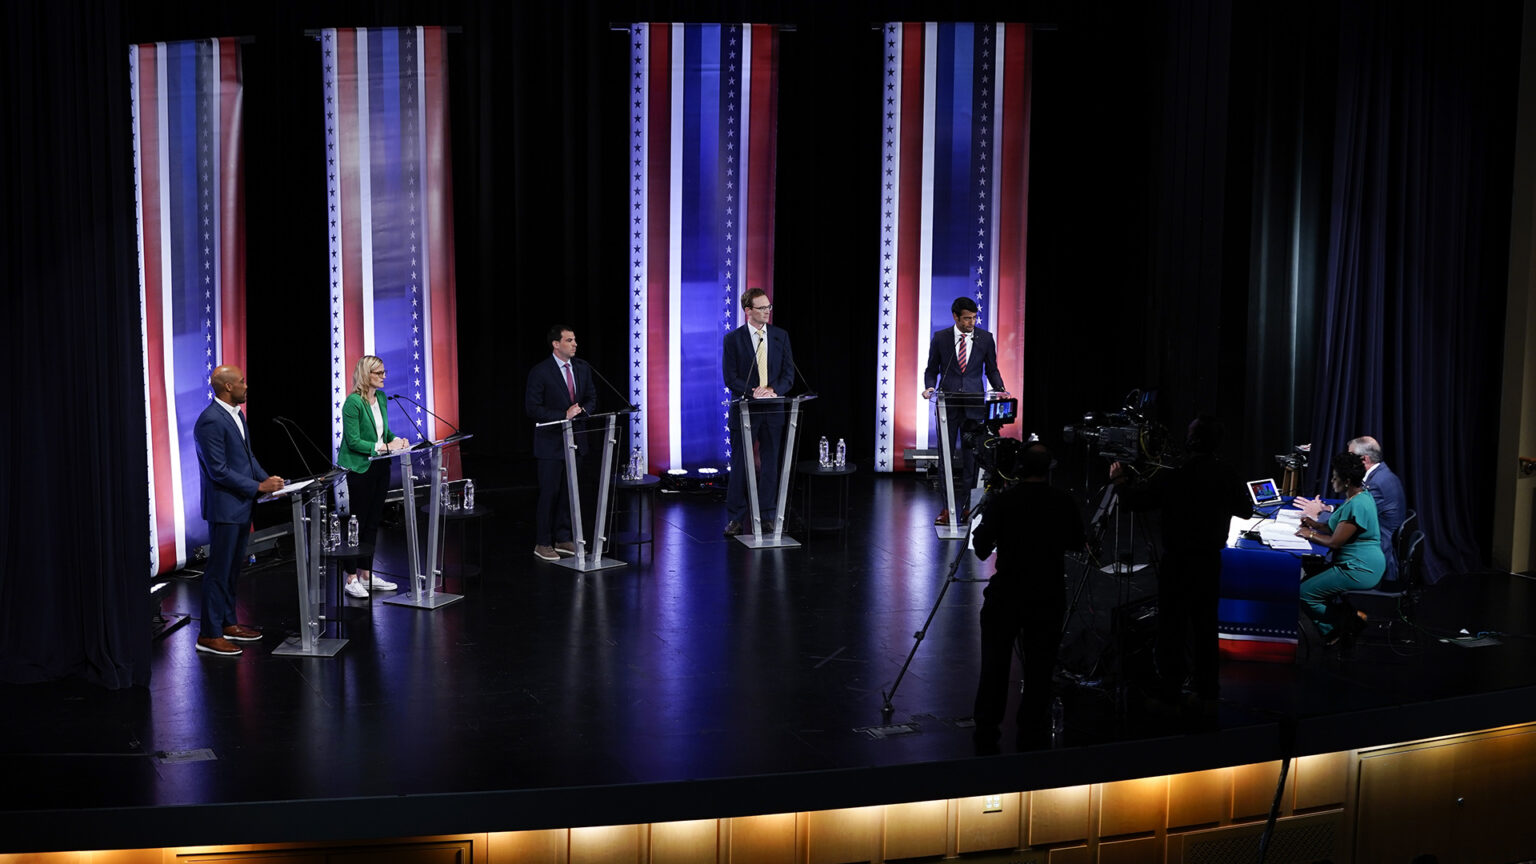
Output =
[{"x1": 722, "y1": 288, "x2": 796, "y2": 537}]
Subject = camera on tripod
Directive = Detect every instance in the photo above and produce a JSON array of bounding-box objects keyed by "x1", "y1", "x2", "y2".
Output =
[
  {"x1": 1061, "y1": 389, "x2": 1163, "y2": 464},
  {"x1": 1274, "y1": 444, "x2": 1309, "y2": 472},
  {"x1": 959, "y1": 397, "x2": 1023, "y2": 490}
]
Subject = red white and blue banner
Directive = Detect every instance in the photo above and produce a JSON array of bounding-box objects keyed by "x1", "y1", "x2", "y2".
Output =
[
  {"x1": 627, "y1": 23, "x2": 780, "y2": 473},
  {"x1": 874, "y1": 23, "x2": 1032, "y2": 472},
  {"x1": 322, "y1": 27, "x2": 460, "y2": 465},
  {"x1": 131, "y1": 37, "x2": 245, "y2": 576}
]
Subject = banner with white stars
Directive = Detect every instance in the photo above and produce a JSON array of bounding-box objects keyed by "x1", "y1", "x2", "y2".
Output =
[
  {"x1": 874, "y1": 23, "x2": 1032, "y2": 472},
  {"x1": 322, "y1": 27, "x2": 460, "y2": 471},
  {"x1": 627, "y1": 23, "x2": 780, "y2": 473},
  {"x1": 131, "y1": 37, "x2": 244, "y2": 576}
]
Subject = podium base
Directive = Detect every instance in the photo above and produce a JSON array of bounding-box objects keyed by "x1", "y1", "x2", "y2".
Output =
[
  {"x1": 552, "y1": 555, "x2": 628, "y2": 573},
  {"x1": 935, "y1": 524, "x2": 969, "y2": 540},
  {"x1": 735, "y1": 533, "x2": 802, "y2": 549},
  {"x1": 382, "y1": 591, "x2": 465, "y2": 610},
  {"x1": 272, "y1": 637, "x2": 348, "y2": 657}
]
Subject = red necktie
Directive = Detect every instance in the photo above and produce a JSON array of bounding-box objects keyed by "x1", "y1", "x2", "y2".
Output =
[
  {"x1": 563, "y1": 363, "x2": 576, "y2": 403},
  {"x1": 957, "y1": 334, "x2": 968, "y2": 373}
]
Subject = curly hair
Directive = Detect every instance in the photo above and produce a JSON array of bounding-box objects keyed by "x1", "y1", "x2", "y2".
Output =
[{"x1": 1331, "y1": 450, "x2": 1366, "y2": 488}]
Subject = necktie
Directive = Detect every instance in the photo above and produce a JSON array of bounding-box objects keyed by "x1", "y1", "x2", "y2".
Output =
[
  {"x1": 957, "y1": 334, "x2": 968, "y2": 373},
  {"x1": 563, "y1": 362, "x2": 576, "y2": 403},
  {"x1": 755, "y1": 331, "x2": 769, "y2": 390}
]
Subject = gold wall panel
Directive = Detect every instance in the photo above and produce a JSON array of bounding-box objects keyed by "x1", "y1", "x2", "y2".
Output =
[
  {"x1": 728, "y1": 814, "x2": 796, "y2": 864},
  {"x1": 1045, "y1": 846, "x2": 1089, "y2": 864},
  {"x1": 1229, "y1": 760, "x2": 1284, "y2": 820},
  {"x1": 881, "y1": 800, "x2": 947, "y2": 860},
  {"x1": 1097, "y1": 777, "x2": 1165, "y2": 838},
  {"x1": 489, "y1": 829, "x2": 567, "y2": 864},
  {"x1": 569, "y1": 826, "x2": 640, "y2": 864},
  {"x1": 806, "y1": 807, "x2": 880, "y2": 864},
  {"x1": 649, "y1": 820, "x2": 717, "y2": 864},
  {"x1": 1357, "y1": 740, "x2": 1457, "y2": 862},
  {"x1": 1447, "y1": 728, "x2": 1536, "y2": 863},
  {"x1": 1095, "y1": 835, "x2": 1160, "y2": 864},
  {"x1": 1166, "y1": 768, "x2": 1228, "y2": 829},
  {"x1": 1292, "y1": 751, "x2": 1348, "y2": 810},
  {"x1": 1028, "y1": 786, "x2": 1090, "y2": 846},
  {"x1": 955, "y1": 794, "x2": 1020, "y2": 854}
]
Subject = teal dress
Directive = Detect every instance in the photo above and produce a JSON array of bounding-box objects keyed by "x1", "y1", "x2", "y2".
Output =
[{"x1": 1300, "y1": 491, "x2": 1387, "y2": 636}]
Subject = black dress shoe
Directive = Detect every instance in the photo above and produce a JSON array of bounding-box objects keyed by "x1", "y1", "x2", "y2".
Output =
[{"x1": 723, "y1": 520, "x2": 743, "y2": 537}]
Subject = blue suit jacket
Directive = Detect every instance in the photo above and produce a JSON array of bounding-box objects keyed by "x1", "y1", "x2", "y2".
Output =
[
  {"x1": 923, "y1": 327, "x2": 1005, "y2": 419},
  {"x1": 723, "y1": 324, "x2": 794, "y2": 399},
  {"x1": 1365, "y1": 462, "x2": 1407, "y2": 581},
  {"x1": 194, "y1": 400, "x2": 270, "y2": 525},
  {"x1": 526, "y1": 355, "x2": 599, "y2": 460}
]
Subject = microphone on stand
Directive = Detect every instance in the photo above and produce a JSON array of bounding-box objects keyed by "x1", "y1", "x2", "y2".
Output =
[
  {"x1": 387, "y1": 393, "x2": 456, "y2": 442},
  {"x1": 271, "y1": 417, "x2": 317, "y2": 477},
  {"x1": 273, "y1": 416, "x2": 343, "y2": 475},
  {"x1": 584, "y1": 360, "x2": 639, "y2": 411}
]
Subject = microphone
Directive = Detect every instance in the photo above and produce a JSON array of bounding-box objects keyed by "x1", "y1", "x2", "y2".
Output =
[
  {"x1": 787, "y1": 352, "x2": 818, "y2": 398},
  {"x1": 584, "y1": 359, "x2": 639, "y2": 411},
  {"x1": 387, "y1": 393, "x2": 458, "y2": 441},
  {"x1": 271, "y1": 417, "x2": 317, "y2": 477},
  {"x1": 273, "y1": 416, "x2": 344, "y2": 476}
]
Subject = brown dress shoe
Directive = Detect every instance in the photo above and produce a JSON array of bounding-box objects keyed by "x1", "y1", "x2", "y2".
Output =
[
  {"x1": 196, "y1": 636, "x2": 243, "y2": 656},
  {"x1": 934, "y1": 509, "x2": 950, "y2": 526},
  {"x1": 554, "y1": 541, "x2": 577, "y2": 557},
  {"x1": 222, "y1": 625, "x2": 262, "y2": 642},
  {"x1": 723, "y1": 520, "x2": 743, "y2": 537},
  {"x1": 533, "y1": 545, "x2": 560, "y2": 561}
]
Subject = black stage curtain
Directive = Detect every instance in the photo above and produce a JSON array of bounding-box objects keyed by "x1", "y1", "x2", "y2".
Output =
[
  {"x1": 1, "y1": 1, "x2": 151, "y2": 687},
  {"x1": 1307, "y1": 2, "x2": 1518, "y2": 581}
]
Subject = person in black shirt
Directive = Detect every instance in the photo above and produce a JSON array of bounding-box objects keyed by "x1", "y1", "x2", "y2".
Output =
[
  {"x1": 1109, "y1": 415, "x2": 1250, "y2": 707},
  {"x1": 971, "y1": 442, "x2": 1086, "y2": 743}
]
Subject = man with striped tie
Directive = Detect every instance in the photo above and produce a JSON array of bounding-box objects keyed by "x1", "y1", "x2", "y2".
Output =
[
  {"x1": 923, "y1": 297, "x2": 1008, "y2": 526},
  {"x1": 722, "y1": 288, "x2": 796, "y2": 537}
]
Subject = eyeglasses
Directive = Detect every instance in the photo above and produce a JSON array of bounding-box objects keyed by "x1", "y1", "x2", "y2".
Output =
[
  {"x1": 751, "y1": 305, "x2": 773, "y2": 312},
  {"x1": 373, "y1": 369, "x2": 387, "y2": 376}
]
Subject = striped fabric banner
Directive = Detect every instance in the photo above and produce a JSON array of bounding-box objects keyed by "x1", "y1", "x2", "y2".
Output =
[
  {"x1": 130, "y1": 37, "x2": 245, "y2": 576},
  {"x1": 627, "y1": 23, "x2": 780, "y2": 473},
  {"x1": 874, "y1": 23, "x2": 1032, "y2": 472},
  {"x1": 322, "y1": 27, "x2": 459, "y2": 467}
]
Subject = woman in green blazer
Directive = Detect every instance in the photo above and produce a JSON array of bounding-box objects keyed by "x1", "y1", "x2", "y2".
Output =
[{"x1": 338, "y1": 355, "x2": 411, "y2": 598}]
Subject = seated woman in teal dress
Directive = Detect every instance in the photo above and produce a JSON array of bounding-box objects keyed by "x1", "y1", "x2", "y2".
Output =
[{"x1": 1296, "y1": 451, "x2": 1386, "y2": 646}]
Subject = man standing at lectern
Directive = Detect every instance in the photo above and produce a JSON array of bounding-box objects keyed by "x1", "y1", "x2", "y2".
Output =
[
  {"x1": 723, "y1": 288, "x2": 795, "y2": 537},
  {"x1": 193, "y1": 365, "x2": 284, "y2": 657},
  {"x1": 526, "y1": 325, "x2": 599, "y2": 562},
  {"x1": 923, "y1": 297, "x2": 1007, "y2": 526}
]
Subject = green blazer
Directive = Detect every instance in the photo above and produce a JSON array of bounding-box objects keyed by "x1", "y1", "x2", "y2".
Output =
[{"x1": 337, "y1": 390, "x2": 397, "y2": 473}]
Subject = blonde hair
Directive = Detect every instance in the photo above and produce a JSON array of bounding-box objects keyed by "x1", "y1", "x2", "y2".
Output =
[{"x1": 352, "y1": 355, "x2": 384, "y2": 397}]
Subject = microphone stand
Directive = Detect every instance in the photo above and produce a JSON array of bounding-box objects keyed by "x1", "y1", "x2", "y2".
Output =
[
  {"x1": 271, "y1": 417, "x2": 317, "y2": 477},
  {"x1": 386, "y1": 393, "x2": 451, "y2": 443}
]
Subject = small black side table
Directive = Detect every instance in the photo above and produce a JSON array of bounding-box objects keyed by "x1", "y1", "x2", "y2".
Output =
[
  {"x1": 796, "y1": 460, "x2": 855, "y2": 533},
  {"x1": 610, "y1": 474, "x2": 661, "y2": 561}
]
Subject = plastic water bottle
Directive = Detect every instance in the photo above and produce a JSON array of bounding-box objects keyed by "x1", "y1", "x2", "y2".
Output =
[
  {"x1": 819, "y1": 436, "x2": 830, "y2": 469},
  {"x1": 441, "y1": 479, "x2": 455, "y2": 511},
  {"x1": 835, "y1": 438, "x2": 847, "y2": 469},
  {"x1": 630, "y1": 447, "x2": 643, "y2": 480},
  {"x1": 1050, "y1": 696, "x2": 1064, "y2": 746},
  {"x1": 329, "y1": 512, "x2": 341, "y2": 550},
  {"x1": 463, "y1": 479, "x2": 475, "y2": 511},
  {"x1": 347, "y1": 514, "x2": 359, "y2": 548}
]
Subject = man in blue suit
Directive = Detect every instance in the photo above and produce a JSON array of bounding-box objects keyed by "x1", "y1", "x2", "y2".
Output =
[
  {"x1": 193, "y1": 365, "x2": 284, "y2": 657},
  {"x1": 1296, "y1": 435, "x2": 1409, "y2": 582},
  {"x1": 526, "y1": 325, "x2": 599, "y2": 561},
  {"x1": 923, "y1": 297, "x2": 1008, "y2": 525},
  {"x1": 722, "y1": 288, "x2": 796, "y2": 537}
]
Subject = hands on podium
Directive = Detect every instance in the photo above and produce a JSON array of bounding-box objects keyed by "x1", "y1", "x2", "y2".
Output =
[{"x1": 258, "y1": 476, "x2": 286, "y2": 494}]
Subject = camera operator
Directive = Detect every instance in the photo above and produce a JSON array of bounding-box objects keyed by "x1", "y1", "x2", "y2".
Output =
[
  {"x1": 1108, "y1": 415, "x2": 1250, "y2": 712},
  {"x1": 971, "y1": 442, "x2": 1086, "y2": 745}
]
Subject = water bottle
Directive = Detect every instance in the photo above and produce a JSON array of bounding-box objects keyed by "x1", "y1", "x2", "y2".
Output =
[
  {"x1": 441, "y1": 479, "x2": 454, "y2": 511},
  {"x1": 835, "y1": 438, "x2": 847, "y2": 469},
  {"x1": 463, "y1": 479, "x2": 475, "y2": 511},
  {"x1": 630, "y1": 447, "x2": 643, "y2": 480},
  {"x1": 819, "y1": 435, "x2": 830, "y2": 469},
  {"x1": 347, "y1": 514, "x2": 359, "y2": 548},
  {"x1": 329, "y1": 512, "x2": 341, "y2": 550},
  {"x1": 1050, "y1": 696, "x2": 1065, "y2": 746}
]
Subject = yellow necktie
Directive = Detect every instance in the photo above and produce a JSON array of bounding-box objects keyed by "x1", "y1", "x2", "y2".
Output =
[{"x1": 755, "y1": 331, "x2": 769, "y2": 390}]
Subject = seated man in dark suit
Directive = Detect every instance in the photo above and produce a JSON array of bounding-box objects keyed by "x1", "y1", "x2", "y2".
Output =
[
  {"x1": 922, "y1": 297, "x2": 1008, "y2": 526},
  {"x1": 525, "y1": 325, "x2": 599, "y2": 561},
  {"x1": 1297, "y1": 435, "x2": 1408, "y2": 582},
  {"x1": 722, "y1": 288, "x2": 795, "y2": 537},
  {"x1": 193, "y1": 365, "x2": 285, "y2": 657}
]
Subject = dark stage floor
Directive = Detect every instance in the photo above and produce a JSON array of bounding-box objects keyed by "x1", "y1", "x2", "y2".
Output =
[{"x1": 3, "y1": 473, "x2": 1534, "y2": 854}]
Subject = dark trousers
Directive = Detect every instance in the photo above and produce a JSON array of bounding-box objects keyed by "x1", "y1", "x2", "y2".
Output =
[
  {"x1": 1156, "y1": 548, "x2": 1222, "y2": 699},
  {"x1": 535, "y1": 457, "x2": 573, "y2": 546},
  {"x1": 943, "y1": 404, "x2": 978, "y2": 511},
  {"x1": 726, "y1": 402, "x2": 785, "y2": 525},
  {"x1": 973, "y1": 598, "x2": 1061, "y2": 736},
  {"x1": 202, "y1": 521, "x2": 249, "y2": 638},
  {"x1": 343, "y1": 459, "x2": 390, "y2": 574}
]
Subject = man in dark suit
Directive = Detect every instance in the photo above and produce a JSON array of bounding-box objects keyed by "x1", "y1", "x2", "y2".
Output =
[
  {"x1": 1296, "y1": 435, "x2": 1408, "y2": 582},
  {"x1": 193, "y1": 365, "x2": 284, "y2": 657},
  {"x1": 526, "y1": 325, "x2": 599, "y2": 561},
  {"x1": 923, "y1": 296, "x2": 1008, "y2": 525},
  {"x1": 722, "y1": 288, "x2": 795, "y2": 537}
]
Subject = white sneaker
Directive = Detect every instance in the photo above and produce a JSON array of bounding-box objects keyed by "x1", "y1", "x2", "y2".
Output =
[
  {"x1": 344, "y1": 579, "x2": 370, "y2": 599},
  {"x1": 367, "y1": 575, "x2": 397, "y2": 591}
]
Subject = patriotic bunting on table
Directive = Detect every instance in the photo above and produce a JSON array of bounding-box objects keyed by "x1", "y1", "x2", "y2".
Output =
[
  {"x1": 874, "y1": 23, "x2": 1032, "y2": 472},
  {"x1": 131, "y1": 37, "x2": 245, "y2": 576},
  {"x1": 627, "y1": 23, "x2": 781, "y2": 473},
  {"x1": 322, "y1": 26, "x2": 460, "y2": 474}
]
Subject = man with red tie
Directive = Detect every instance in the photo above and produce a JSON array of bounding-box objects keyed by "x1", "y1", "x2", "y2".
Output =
[
  {"x1": 923, "y1": 297, "x2": 1008, "y2": 526},
  {"x1": 526, "y1": 325, "x2": 598, "y2": 561}
]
